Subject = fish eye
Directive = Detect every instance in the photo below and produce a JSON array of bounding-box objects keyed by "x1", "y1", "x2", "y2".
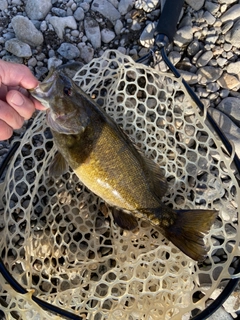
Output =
[{"x1": 63, "y1": 86, "x2": 72, "y2": 96}]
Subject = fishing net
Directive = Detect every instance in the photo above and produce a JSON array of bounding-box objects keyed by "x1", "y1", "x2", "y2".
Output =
[{"x1": 0, "y1": 50, "x2": 239, "y2": 319}]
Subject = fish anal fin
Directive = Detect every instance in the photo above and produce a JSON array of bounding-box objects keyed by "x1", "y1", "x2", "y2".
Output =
[
  {"x1": 112, "y1": 208, "x2": 138, "y2": 231},
  {"x1": 49, "y1": 151, "x2": 69, "y2": 177}
]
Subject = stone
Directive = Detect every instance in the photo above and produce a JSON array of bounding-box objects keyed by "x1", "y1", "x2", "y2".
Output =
[
  {"x1": 221, "y1": 4, "x2": 240, "y2": 23},
  {"x1": 217, "y1": 72, "x2": 240, "y2": 90},
  {"x1": 185, "y1": 0, "x2": 204, "y2": 11},
  {"x1": 11, "y1": 16, "x2": 44, "y2": 47},
  {"x1": 66, "y1": 7, "x2": 73, "y2": 16},
  {"x1": 12, "y1": 0, "x2": 23, "y2": 5},
  {"x1": 205, "y1": 32, "x2": 218, "y2": 44},
  {"x1": 203, "y1": 11, "x2": 216, "y2": 25},
  {"x1": 48, "y1": 16, "x2": 77, "y2": 39},
  {"x1": 179, "y1": 15, "x2": 192, "y2": 29},
  {"x1": 140, "y1": 22, "x2": 156, "y2": 48},
  {"x1": 227, "y1": 19, "x2": 240, "y2": 48},
  {"x1": 80, "y1": 2, "x2": 90, "y2": 11},
  {"x1": 73, "y1": 7, "x2": 84, "y2": 21},
  {"x1": 223, "y1": 42, "x2": 232, "y2": 51},
  {"x1": 51, "y1": 8, "x2": 67, "y2": 17},
  {"x1": 71, "y1": 3, "x2": 77, "y2": 11},
  {"x1": 196, "y1": 51, "x2": 213, "y2": 67},
  {"x1": 28, "y1": 57, "x2": 37, "y2": 67},
  {"x1": 57, "y1": 43, "x2": 80, "y2": 60},
  {"x1": 40, "y1": 21, "x2": 48, "y2": 32},
  {"x1": 84, "y1": 17, "x2": 101, "y2": 49},
  {"x1": 204, "y1": 2, "x2": 219, "y2": 15},
  {"x1": 216, "y1": 57, "x2": 227, "y2": 68},
  {"x1": 71, "y1": 30, "x2": 79, "y2": 38},
  {"x1": 114, "y1": 19, "x2": 123, "y2": 35},
  {"x1": 221, "y1": 20, "x2": 234, "y2": 34},
  {"x1": 35, "y1": 66, "x2": 48, "y2": 79},
  {"x1": 168, "y1": 51, "x2": 181, "y2": 66},
  {"x1": 117, "y1": 46, "x2": 126, "y2": 54},
  {"x1": 118, "y1": 0, "x2": 134, "y2": 15},
  {"x1": 217, "y1": 97, "x2": 240, "y2": 127},
  {"x1": 3, "y1": 32, "x2": 15, "y2": 41},
  {"x1": 174, "y1": 25, "x2": 193, "y2": 47},
  {"x1": 187, "y1": 40, "x2": 200, "y2": 56},
  {"x1": 206, "y1": 82, "x2": 220, "y2": 93},
  {"x1": 0, "y1": 0, "x2": 8, "y2": 11},
  {"x1": 178, "y1": 70, "x2": 198, "y2": 85},
  {"x1": 2, "y1": 55, "x2": 23, "y2": 64},
  {"x1": 219, "y1": 0, "x2": 238, "y2": 3},
  {"x1": 101, "y1": 29, "x2": 115, "y2": 43},
  {"x1": 197, "y1": 66, "x2": 222, "y2": 84},
  {"x1": 78, "y1": 42, "x2": 94, "y2": 63},
  {"x1": 5, "y1": 39, "x2": 32, "y2": 58},
  {"x1": 25, "y1": 0, "x2": 52, "y2": 20},
  {"x1": 226, "y1": 61, "x2": 240, "y2": 76},
  {"x1": 91, "y1": 0, "x2": 121, "y2": 23},
  {"x1": 131, "y1": 20, "x2": 141, "y2": 31},
  {"x1": 135, "y1": 0, "x2": 159, "y2": 12},
  {"x1": 219, "y1": 89, "x2": 229, "y2": 99},
  {"x1": 47, "y1": 57, "x2": 62, "y2": 70}
]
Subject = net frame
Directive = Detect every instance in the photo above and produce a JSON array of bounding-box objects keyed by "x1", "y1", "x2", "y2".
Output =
[{"x1": 0, "y1": 50, "x2": 240, "y2": 319}]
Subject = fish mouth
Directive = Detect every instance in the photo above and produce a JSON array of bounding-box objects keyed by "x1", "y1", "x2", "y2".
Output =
[{"x1": 29, "y1": 70, "x2": 57, "y2": 108}]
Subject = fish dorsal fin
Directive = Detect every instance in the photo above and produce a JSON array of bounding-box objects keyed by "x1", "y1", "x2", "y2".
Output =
[
  {"x1": 48, "y1": 151, "x2": 69, "y2": 177},
  {"x1": 106, "y1": 115, "x2": 168, "y2": 199}
]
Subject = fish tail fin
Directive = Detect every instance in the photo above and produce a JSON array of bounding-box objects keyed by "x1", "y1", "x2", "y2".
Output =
[{"x1": 159, "y1": 209, "x2": 218, "y2": 261}]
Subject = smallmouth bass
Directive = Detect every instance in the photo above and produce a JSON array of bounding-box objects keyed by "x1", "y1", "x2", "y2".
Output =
[{"x1": 30, "y1": 68, "x2": 217, "y2": 262}]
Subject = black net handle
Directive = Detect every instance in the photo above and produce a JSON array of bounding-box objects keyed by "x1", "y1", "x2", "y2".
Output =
[{"x1": 155, "y1": 0, "x2": 184, "y2": 43}]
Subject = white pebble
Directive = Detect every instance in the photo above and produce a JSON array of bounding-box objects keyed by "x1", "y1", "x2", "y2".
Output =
[
  {"x1": 221, "y1": 4, "x2": 240, "y2": 22},
  {"x1": 216, "y1": 57, "x2": 227, "y2": 67},
  {"x1": 40, "y1": 21, "x2": 48, "y2": 32},
  {"x1": 196, "y1": 50, "x2": 213, "y2": 67},
  {"x1": 71, "y1": 30, "x2": 79, "y2": 37},
  {"x1": 203, "y1": 11, "x2": 216, "y2": 25},
  {"x1": 114, "y1": 19, "x2": 123, "y2": 35},
  {"x1": 101, "y1": 29, "x2": 115, "y2": 43}
]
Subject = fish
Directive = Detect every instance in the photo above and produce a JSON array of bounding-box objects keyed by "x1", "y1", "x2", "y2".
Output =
[{"x1": 29, "y1": 68, "x2": 218, "y2": 262}]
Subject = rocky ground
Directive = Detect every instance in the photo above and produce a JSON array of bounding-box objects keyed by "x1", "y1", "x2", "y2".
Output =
[{"x1": 0, "y1": 0, "x2": 240, "y2": 319}]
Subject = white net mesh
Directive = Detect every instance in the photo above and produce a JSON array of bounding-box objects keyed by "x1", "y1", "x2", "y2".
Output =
[{"x1": 0, "y1": 50, "x2": 240, "y2": 319}]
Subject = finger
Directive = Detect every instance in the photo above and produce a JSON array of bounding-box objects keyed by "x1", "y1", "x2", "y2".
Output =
[
  {"x1": 0, "y1": 84, "x2": 7, "y2": 101},
  {"x1": 0, "y1": 60, "x2": 38, "y2": 89},
  {"x1": 32, "y1": 97, "x2": 48, "y2": 111},
  {"x1": 0, "y1": 119, "x2": 13, "y2": 140},
  {"x1": 6, "y1": 90, "x2": 36, "y2": 120},
  {"x1": 0, "y1": 100, "x2": 24, "y2": 130}
]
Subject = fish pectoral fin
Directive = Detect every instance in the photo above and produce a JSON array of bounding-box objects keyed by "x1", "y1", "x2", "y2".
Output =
[
  {"x1": 48, "y1": 151, "x2": 69, "y2": 176},
  {"x1": 112, "y1": 208, "x2": 138, "y2": 231}
]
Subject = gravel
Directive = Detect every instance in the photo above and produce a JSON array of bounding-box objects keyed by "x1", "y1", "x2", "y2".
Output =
[{"x1": 0, "y1": 0, "x2": 240, "y2": 318}]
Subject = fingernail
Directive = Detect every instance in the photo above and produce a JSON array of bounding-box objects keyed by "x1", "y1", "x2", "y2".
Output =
[{"x1": 11, "y1": 93, "x2": 24, "y2": 106}]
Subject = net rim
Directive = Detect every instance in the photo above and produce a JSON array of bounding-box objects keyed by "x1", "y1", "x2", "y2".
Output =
[{"x1": 1, "y1": 52, "x2": 240, "y2": 319}]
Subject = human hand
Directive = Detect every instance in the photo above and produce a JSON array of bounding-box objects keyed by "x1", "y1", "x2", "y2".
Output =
[{"x1": 0, "y1": 60, "x2": 46, "y2": 140}]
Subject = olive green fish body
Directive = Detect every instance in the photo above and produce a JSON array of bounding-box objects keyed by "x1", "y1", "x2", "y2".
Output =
[
  {"x1": 30, "y1": 68, "x2": 218, "y2": 261},
  {"x1": 51, "y1": 96, "x2": 163, "y2": 213}
]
